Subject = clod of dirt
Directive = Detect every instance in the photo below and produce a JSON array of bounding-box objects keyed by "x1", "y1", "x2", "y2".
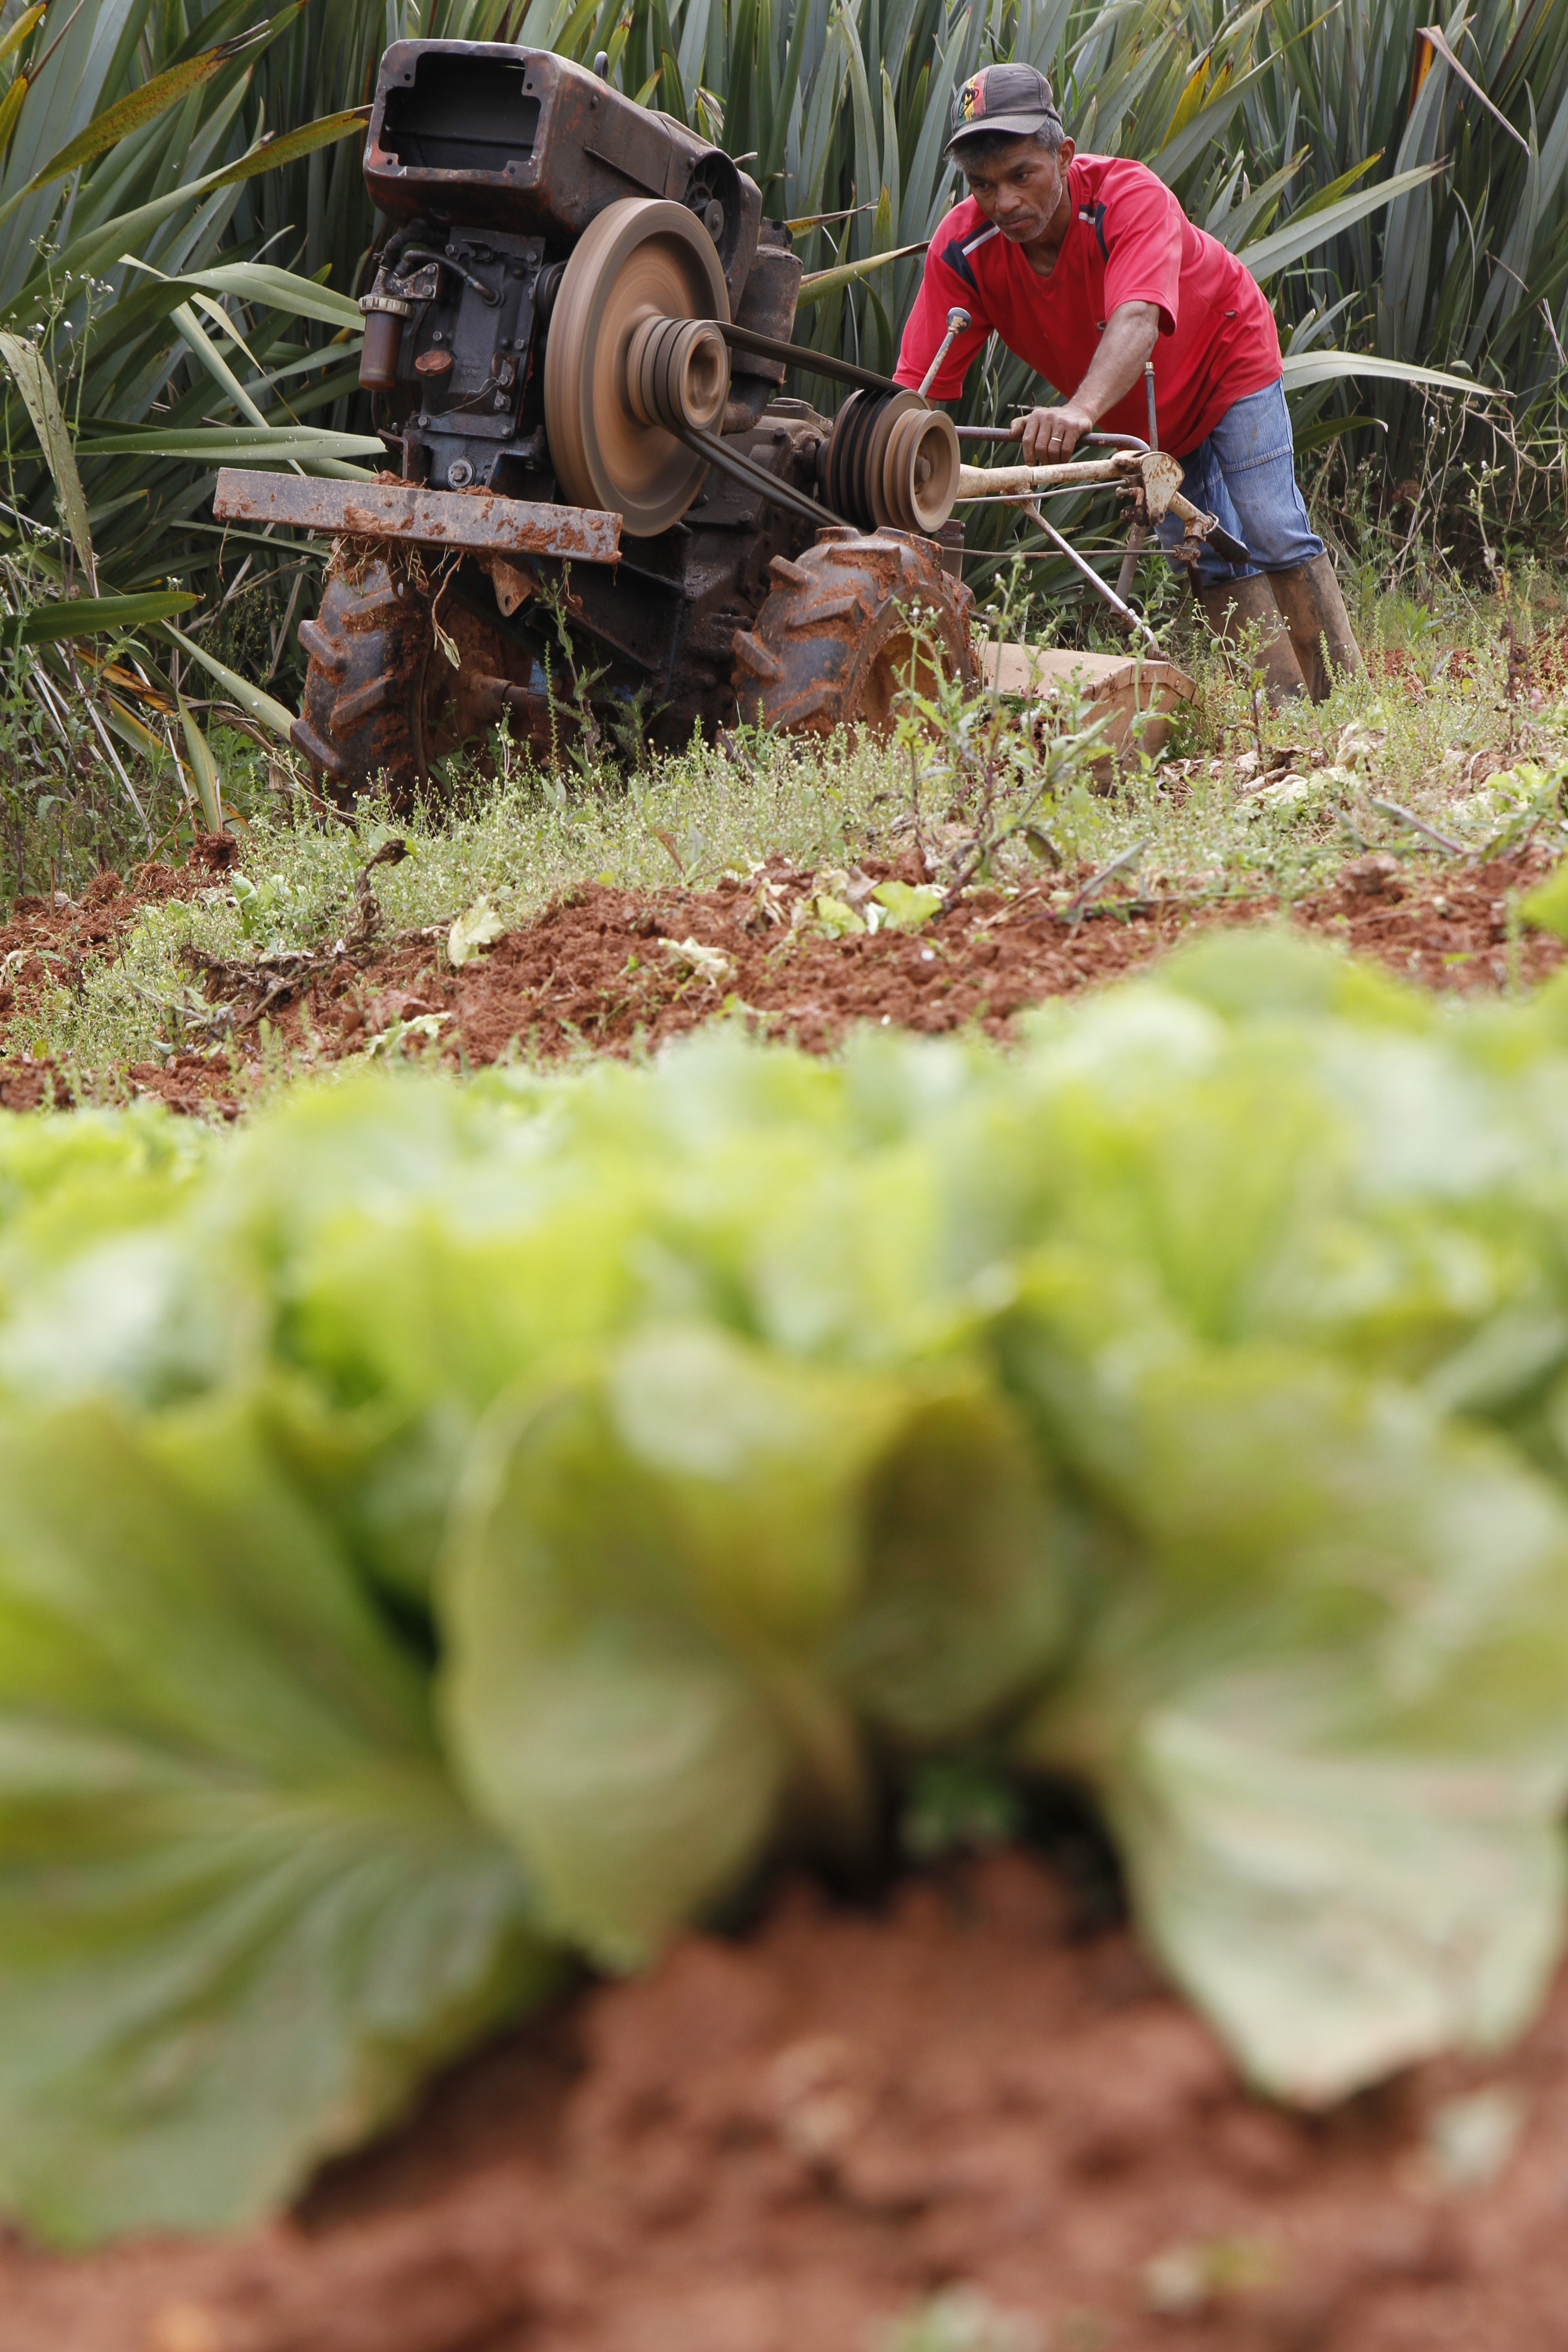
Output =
[
  {"x1": 10, "y1": 1849, "x2": 1568, "y2": 2352},
  {"x1": 0, "y1": 1054, "x2": 70, "y2": 1112},
  {"x1": 190, "y1": 833, "x2": 240, "y2": 873},
  {"x1": 1338, "y1": 853, "x2": 1402, "y2": 897}
]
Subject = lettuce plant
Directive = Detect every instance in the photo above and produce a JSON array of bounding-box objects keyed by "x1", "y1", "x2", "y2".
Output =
[{"x1": 8, "y1": 929, "x2": 1568, "y2": 2237}]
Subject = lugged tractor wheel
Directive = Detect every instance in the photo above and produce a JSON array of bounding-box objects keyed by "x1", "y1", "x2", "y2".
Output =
[
  {"x1": 731, "y1": 527, "x2": 974, "y2": 735},
  {"x1": 294, "y1": 555, "x2": 435, "y2": 799}
]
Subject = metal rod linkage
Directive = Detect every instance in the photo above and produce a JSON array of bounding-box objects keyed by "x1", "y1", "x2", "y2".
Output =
[
  {"x1": 1026, "y1": 505, "x2": 1161, "y2": 652},
  {"x1": 961, "y1": 485, "x2": 1136, "y2": 507},
  {"x1": 1115, "y1": 362, "x2": 1160, "y2": 605},
  {"x1": 956, "y1": 426, "x2": 1152, "y2": 451}
]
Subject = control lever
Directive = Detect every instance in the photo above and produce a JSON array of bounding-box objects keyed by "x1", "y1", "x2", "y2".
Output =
[{"x1": 917, "y1": 307, "x2": 971, "y2": 400}]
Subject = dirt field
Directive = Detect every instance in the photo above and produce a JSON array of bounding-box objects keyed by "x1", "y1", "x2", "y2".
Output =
[
  {"x1": 7, "y1": 1849, "x2": 1568, "y2": 2352},
  {"x1": 1, "y1": 834, "x2": 1560, "y2": 1116}
]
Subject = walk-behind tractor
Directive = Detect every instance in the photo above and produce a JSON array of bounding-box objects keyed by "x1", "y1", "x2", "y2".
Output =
[{"x1": 213, "y1": 43, "x2": 1246, "y2": 796}]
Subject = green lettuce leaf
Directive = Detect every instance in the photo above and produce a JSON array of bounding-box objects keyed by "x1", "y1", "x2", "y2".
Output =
[
  {"x1": 0, "y1": 1391, "x2": 554, "y2": 2245},
  {"x1": 442, "y1": 1323, "x2": 1066, "y2": 1967},
  {"x1": 0, "y1": 1102, "x2": 206, "y2": 1243},
  {"x1": 829, "y1": 1370, "x2": 1068, "y2": 1744},
  {"x1": 936, "y1": 939, "x2": 1568, "y2": 1402},
  {"x1": 213, "y1": 1073, "x2": 659, "y2": 1604},
  {"x1": 0, "y1": 1222, "x2": 261, "y2": 1409},
  {"x1": 1009, "y1": 1319, "x2": 1568, "y2": 2102},
  {"x1": 229, "y1": 1049, "x2": 976, "y2": 1605}
]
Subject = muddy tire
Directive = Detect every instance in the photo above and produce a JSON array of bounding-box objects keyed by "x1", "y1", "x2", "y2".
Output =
[
  {"x1": 294, "y1": 557, "x2": 435, "y2": 799},
  {"x1": 731, "y1": 527, "x2": 974, "y2": 735}
]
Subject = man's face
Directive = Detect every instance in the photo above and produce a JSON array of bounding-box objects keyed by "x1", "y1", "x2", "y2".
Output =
[{"x1": 960, "y1": 136, "x2": 1073, "y2": 241}]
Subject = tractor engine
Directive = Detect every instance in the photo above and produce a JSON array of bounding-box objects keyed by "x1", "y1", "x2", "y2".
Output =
[
  {"x1": 215, "y1": 43, "x2": 971, "y2": 796},
  {"x1": 356, "y1": 44, "x2": 789, "y2": 506}
]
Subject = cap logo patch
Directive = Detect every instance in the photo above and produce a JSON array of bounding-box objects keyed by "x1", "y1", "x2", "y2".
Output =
[{"x1": 946, "y1": 61, "x2": 1059, "y2": 148}]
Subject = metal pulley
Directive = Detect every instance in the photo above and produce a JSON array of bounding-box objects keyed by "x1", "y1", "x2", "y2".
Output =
[
  {"x1": 624, "y1": 313, "x2": 729, "y2": 435},
  {"x1": 540, "y1": 198, "x2": 968, "y2": 545},
  {"x1": 542, "y1": 197, "x2": 731, "y2": 539},
  {"x1": 824, "y1": 390, "x2": 960, "y2": 535}
]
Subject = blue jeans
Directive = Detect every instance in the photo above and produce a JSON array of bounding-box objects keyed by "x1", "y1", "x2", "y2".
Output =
[{"x1": 1154, "y1": 379, "x2": 1323, "y2": 589}]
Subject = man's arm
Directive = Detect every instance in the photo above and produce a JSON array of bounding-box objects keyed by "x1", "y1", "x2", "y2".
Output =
[{"x1": 1010, "y1": 300, "x2": 1160, "y2": 462}]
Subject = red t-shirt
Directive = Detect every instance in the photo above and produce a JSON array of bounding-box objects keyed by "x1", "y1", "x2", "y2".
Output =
[{"x1": 896, "y1": 155, "x2": 1281, "y2": 456}]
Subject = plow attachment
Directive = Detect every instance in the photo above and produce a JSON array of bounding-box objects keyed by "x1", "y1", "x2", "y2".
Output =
[{"x1": 213, "y1": 472, "x2": 622, "y2": 565}]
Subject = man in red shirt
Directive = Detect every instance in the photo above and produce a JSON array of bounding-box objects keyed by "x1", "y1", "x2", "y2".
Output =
[{"x1": 896, "y1": 64, "x2": 1362, "y2": 704}]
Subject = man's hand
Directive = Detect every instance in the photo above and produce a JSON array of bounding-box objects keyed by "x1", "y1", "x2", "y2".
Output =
[
  {"x1": 1010, "y1": 401, "x2": 1094, "y2": 464},
  {"x1": 1007, "y1": 304, "x2": 1162, "y2": 467}
]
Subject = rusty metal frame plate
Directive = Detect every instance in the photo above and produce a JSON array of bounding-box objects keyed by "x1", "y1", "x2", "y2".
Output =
[{"x1": 213, "y1": 470, "x2": 621, "y2": 565}]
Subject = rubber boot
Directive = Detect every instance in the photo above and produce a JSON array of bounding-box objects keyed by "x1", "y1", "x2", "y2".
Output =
[
  {"x1": 1196, "y1": 574, "x2": 1308, "y2": 707},
  {"x1": 1267, "y1": 553, "x2": 1364, "y2": 704}
]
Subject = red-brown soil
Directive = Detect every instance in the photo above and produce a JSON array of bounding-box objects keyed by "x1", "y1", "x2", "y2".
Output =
[
  {"x1": 7, "y1": 1849, "x2": 1568, "y2": 2352},
  {"x1": 0, "y1": 846, "x2": 224, "y2": 1111},
  {"x1": 4, "y1": 839, "x2": 1558, "y2": 1117},
  {"x1": 379, "y1": 842, "x2": 1558, "y2": 1065}
]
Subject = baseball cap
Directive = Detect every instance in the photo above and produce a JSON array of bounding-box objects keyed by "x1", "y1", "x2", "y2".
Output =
[{"x1": 947, "y1": 63, "x2": 1062, "y2": 150}]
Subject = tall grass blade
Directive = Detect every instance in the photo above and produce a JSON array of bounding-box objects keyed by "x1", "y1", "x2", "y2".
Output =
[
  {"x1": 0, "y1": 331, "x2": 96, "y2": 590},
  {"x1": 160, "y1": 620, "x2": 299, "y2": 741},
  {"x1": 15, "y1": 589, "x2": 197, "y2": 647},
  {"x1": 1240, "y1": 161, "x2": 1446, "y2": 281},
  {"x1": 177, "y1": 692, "x2": 225, "y2": 833}
]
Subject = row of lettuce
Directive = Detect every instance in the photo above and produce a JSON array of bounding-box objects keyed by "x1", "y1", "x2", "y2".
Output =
[{"x1": 10, "y1": 926, "x2": 1568, "y2": 2242}]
